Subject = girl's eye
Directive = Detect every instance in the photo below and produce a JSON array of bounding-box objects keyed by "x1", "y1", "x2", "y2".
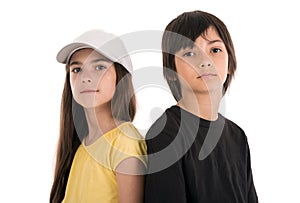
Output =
[
  {"x1": 95, "y1": 65, "x2": 106, "y2": 71},
  {"x1": 212, "y1": 48, "x2": 222, "y2": 53},
  {"x1": 183, "y1": 51, "x2": 195, "y2": 57},
  {"x1": 71, "y1": 67, "x2": 81, "y2": 73}
]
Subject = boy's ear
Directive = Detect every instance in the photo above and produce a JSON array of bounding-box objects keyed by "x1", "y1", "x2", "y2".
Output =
[{"x1": 227, "y1": 67, "x2": 232, "y2": 74}]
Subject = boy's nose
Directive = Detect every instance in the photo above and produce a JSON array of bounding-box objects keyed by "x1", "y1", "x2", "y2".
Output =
[
  {"x1": 199, "y1": 63, "x2": 212, "y2": 68},
  {"x1": 196, "y1": 50, "x2": 213, "y2": 68}
]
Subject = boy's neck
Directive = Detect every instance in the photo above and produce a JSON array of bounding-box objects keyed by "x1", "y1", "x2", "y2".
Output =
[{"x1": 177, "y1": 89, "x2": 222, "y2": 121}]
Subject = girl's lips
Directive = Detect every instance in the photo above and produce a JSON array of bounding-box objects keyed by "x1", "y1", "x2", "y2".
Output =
[{"x1": 80, "y1": 89, "x2": 99, "y2": 94}]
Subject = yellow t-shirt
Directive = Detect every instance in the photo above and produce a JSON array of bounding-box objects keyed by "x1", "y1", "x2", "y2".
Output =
[{"x1": 62, "y1": 122, "x2": 147, "y2": 203}]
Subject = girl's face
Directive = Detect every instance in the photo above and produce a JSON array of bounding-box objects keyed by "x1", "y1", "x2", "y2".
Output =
[
  {"x1": 174, "y1": 27, "x2": 229, "y2": 95},
  {"x1": 69, "y1": 48, "x2": 116, "y2": 109}
]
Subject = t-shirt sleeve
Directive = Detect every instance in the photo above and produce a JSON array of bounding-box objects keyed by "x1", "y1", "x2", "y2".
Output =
[
  {"x1": 144, "y1": 132, "x2": 187, "y2": 203},
  {"x1": 109, "y1": 126, "x2": 147, "y2": 171},
  {"x1": 246, "y1": 138, "x2": 259, "y2": 202}
]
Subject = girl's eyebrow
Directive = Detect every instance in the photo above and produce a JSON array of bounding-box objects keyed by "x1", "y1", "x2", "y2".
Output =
[
  {"x1": 70, "y1": 61, "x2": 81, "y2": 66},
  {"x1": 69, "y1": 58, "x2": 111, "y2": 66},
  {"x1": 91, "y1": 58, "x2": 111, "y2": 63}
]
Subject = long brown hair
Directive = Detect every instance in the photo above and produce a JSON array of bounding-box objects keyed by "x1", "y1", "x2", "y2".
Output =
[{"x1": 50, "y1": 62, "x2": 136, "y2": 203}]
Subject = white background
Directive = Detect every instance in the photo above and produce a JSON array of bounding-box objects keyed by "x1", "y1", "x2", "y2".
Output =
[{"x1": 1, "y1": 0, "x2": 299, "y2": 202}]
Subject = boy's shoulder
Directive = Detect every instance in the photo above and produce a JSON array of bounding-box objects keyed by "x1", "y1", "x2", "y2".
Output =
[
  {"x1": 222, "y1": 114, "x2": 245, "y2": 132},
  {"x1": 146, "y1": 105, "x2": 180, "y2": 139},
  {"x1": 220, "y1": 114, "x2": 248, "y2": 142}
]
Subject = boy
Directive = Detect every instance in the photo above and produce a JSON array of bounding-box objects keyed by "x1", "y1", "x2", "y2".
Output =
[{"x1": 144, "y1": 10, "x2": 258, "y2": 203}]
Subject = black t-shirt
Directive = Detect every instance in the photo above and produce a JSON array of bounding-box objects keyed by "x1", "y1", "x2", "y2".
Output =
[{"x1": 144, "y1": 105, "x2": 258, "y2": 203}]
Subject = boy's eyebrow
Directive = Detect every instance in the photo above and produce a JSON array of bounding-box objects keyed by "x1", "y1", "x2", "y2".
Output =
[{"x1": 207, "y1": 39, "x2": 223, "y2": 44}]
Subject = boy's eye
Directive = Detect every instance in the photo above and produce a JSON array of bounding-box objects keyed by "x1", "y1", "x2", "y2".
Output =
[
  {"x1": 183, "y1": 51, "x2": 195, "y2": 57},
  {"x1": 212, "y1": 48, "x2": 222, "y2": 53},
  {"x1": 95, "y1": 65, "x2": 106, "y2": 70},
  {"x1": 71, "y1": 67, "x2": 81, "y2": 73}
]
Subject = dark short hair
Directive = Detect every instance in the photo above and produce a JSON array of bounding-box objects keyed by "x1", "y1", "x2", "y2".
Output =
[{"x1": 162, "y1": 10, "x2": 237, "y2": 101}]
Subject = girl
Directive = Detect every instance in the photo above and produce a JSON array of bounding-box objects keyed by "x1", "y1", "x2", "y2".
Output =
[
  {"x1": 50, "y1": 30, "x2": 147, "y2": 203},
  {"x1": 144, "y1": 10, "x2": 258, "y2": 202}
]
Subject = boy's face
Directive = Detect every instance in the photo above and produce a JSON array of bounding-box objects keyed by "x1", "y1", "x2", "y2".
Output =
[{"x1": 174, "y1": 27, "x2": 229, "y2": 95}]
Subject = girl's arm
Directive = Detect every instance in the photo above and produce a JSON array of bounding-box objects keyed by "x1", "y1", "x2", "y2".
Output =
[{"x1": 116, "y1": 157, "x2": 146, "y2": 203}]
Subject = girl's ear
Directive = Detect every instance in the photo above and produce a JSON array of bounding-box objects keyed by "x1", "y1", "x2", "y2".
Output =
[
  {"x1": 165, "y1": 68, "x2": 178, "y2": 81},
  {"x1": 167, "y1": 75, "x2": 178, "y2": 81}
]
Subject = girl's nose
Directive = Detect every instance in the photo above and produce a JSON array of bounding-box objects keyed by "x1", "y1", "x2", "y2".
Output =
[
  {"x1": 82, "y1": 78, "x2": 92, "y2": 83},
  {"x1": 81, "y1": 70, "x2": 93, "y2": 84}
]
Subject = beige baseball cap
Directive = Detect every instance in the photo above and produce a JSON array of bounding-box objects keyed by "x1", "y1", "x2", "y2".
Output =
[{"x1": 56, "y1": 29, "x2": 132, "y2": 73}]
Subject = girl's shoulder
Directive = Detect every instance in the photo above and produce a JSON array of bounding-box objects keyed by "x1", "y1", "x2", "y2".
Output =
[
  {"x1": 104, "y1": 121, "x2": 144, "y2": 141},
  {"x1": 84, "y1": 122, "x2": 147, "y2": 170},
  {"x1": 103, "y1": 122, "x2": 146, "y2": 154}
]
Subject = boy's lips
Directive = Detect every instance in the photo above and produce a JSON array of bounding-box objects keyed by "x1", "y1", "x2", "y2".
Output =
[
  {"x1": 80, "y1": 89, "x2": 100, "y2": 94},
  {"x1": 197, "y1": 73, "x2": 217, "y2": 78}
]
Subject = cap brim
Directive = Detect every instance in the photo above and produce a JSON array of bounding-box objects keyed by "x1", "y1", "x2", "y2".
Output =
[
  {"x1": 57, "y1": 43, "x2": 95, "y2": 64},
  {"x1": 56, "y1": 33, "x2": 133, "y2": 73}
]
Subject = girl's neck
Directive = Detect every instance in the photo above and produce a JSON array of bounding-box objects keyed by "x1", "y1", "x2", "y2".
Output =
[
  {"x1": 177, "y1": 89, "x2": 222, "y2": 121},
  {"x1": 84, "y1": 102, "x2": 117, "y2": 145}
]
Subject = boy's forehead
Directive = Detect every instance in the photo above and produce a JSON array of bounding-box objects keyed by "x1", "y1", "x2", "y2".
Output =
[
  {"x1": 197, "y1": 27, "x2": 221, "y2": 41},
  {"x1": 162, "y1": 27, "x2": 222, "y2": 55}
]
